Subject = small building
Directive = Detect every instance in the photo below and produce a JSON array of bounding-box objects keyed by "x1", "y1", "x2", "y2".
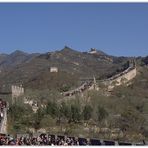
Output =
[
  {"x1": 11, "y1": 85, "x2": 24, "y2": 104},
  {"x1": 50, "y1": 67, "x2": 58, "y2": 73},
  {"x1": 11, "y1": 85, "x2": 24, "y2": 98},
  {"x1": 88, "y1": 48, "x2": 97, "y2": 54}
]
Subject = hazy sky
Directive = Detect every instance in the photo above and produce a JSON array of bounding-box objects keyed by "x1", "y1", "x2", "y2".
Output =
[{"x1": 0, "y1": 3, "x2": 148, "y2": 56}]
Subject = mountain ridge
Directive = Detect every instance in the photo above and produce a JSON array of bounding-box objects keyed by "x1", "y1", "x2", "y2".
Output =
[{"x1": 0, "y1": 46, "x2": 147, "y2": 91}]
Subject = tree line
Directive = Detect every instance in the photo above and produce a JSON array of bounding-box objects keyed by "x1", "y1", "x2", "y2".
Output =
[{"x1": 8, "y1": 100, "x2": 109, "y2": 133}]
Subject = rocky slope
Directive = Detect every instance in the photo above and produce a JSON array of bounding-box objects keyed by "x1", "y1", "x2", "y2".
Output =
[{"x1": 0, "y1": 46, "x2": 131, "y2": 90}]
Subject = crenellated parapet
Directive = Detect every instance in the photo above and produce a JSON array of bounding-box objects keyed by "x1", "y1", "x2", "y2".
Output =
[{"x1": 11, "y1": 85, "x2": 24, "y2": 103}]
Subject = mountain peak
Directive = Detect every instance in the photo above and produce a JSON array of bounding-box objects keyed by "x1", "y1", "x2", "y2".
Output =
[
  {"x1": 60, "y1": 46, "x2": 78, "y2": 53},
  {"x1": 62, "y1": 46, "x2": 73, "y2": 50},
  {"x1": 10, "y1": 50, "x2": 28, "y2": 56}
]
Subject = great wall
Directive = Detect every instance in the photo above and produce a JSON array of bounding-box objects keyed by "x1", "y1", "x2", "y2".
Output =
[
  {"x1": 0, "y1": 60, "x2": 137, "y2": 101},
  {"x1": 62, "y1": 61, "x2": 137, "y2": 97},
  {"x1": 0, "y1": 61, "x2": 137, "y2": 134},
  {"x1": 102, "y1": 65, "x2": 137, "y2": 91},
  {"x1": 11, "y1": 85, "x2": 24, "y2": 104},
  {"x1": 0, "y1": 61, "x2": 147, "y2": 145}
]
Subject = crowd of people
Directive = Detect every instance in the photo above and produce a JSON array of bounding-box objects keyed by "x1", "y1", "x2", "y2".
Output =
[
  {"x1": 0, "y1": 133, "x2": 143, "y2": 146},
  {"x1": 0, "y1": 134, "x2": 90, "y2": 145},
  {"x1": 0, "y1": 98, "x2": 145, "y2": 146}
]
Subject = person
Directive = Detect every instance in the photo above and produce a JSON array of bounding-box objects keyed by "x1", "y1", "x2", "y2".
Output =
[{"x1": 1, "y1": 112, "x2": 3, "y2": 118}]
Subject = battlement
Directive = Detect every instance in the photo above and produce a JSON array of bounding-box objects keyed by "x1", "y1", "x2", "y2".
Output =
[
  {"x1": 11, "y1": 85, "x2": 24, "y2": 98},
  {"x1": 88, "y1": 48, "x2": 97, "y2": 54},
  {"x1": 50, "y1": 67, "x2": 58, "y2": 73}
]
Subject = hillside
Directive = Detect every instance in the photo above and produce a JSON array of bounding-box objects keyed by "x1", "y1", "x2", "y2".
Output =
[
  {"x1": 0, "y1": 46, "x2": 130, "y2": 91},
  {"x1": 6, "y1": 63, "x2": 148, "y2": 142},
  {"x1": 0, "y1": 50, "x2": 39, "y2": 71},
  {"x1": 1, "y1": 47, "x2": 148, "y2": 142}
]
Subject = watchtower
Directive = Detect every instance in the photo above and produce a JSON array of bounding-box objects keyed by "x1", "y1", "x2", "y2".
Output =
[{"x1": 11, "y1": 85, "x2": 24, "y2": 104}]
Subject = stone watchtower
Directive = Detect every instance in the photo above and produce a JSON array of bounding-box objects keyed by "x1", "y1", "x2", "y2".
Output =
[
  {"x1": 50, "y1": 67, "x2": 58, "y2": 73},
  {"x1": 11, "y1": 85, "x2": 24, "y2": 104},
  {"x1": 88, "y1": 48, "x2": 97, "y2": 54}
]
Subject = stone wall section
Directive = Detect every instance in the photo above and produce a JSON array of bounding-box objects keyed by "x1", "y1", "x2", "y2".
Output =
[
  {"x1": 11, "y1": 85, "x2": 24, "y2": 103},
  {"x1": 105, "y1": 67, "x2": 137, "y2": 91}
]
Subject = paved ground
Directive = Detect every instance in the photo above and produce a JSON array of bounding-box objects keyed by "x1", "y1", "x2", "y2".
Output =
[{"x1": 0, "y1": 108, "x2": 7, "y2": 134}]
